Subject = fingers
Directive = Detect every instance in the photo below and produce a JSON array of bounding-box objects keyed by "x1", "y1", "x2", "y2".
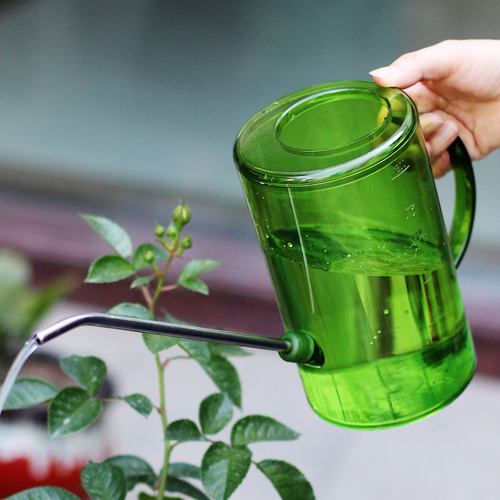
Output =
[
  {"x1": 419, "y1": 112, "x2": 458, "y2": 178},
  {"x1": 370, "y1": 40, "x2": 460, "y2": 89},
  {"x1": 431, "y1": 152, "x2": 452, "y2": 179}
]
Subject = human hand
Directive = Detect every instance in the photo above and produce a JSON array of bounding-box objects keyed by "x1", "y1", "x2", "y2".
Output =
[{"x1": 370, "y1": 39, "x2": 500, "y2": 177}]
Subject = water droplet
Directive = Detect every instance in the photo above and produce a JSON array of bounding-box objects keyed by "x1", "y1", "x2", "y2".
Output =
[
  {"x1": 287, "y1": 242, "x2": 293, "y2": 248},
  {"x1": 383, "y1": 308, "x2": 390, "y2": 315}
]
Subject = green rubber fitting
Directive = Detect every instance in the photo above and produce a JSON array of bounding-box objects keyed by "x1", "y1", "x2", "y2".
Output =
[{"x1": 279, "y1": 332, "x2": 317, "y2": 365}]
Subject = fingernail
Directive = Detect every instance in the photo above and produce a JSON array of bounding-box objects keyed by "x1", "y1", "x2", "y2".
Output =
[{"x1": 369, "y1": 66, "x2": 401, "y2": 79}]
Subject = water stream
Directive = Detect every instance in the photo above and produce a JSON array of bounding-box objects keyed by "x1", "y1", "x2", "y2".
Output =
[{"x1": 0, "y1": 337, "x2": 39, "y2": 417}]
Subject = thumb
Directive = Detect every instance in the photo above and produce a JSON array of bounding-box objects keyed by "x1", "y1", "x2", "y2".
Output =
[{"x1": 370, "y1": 40, "x2": 459, "y2": 89}]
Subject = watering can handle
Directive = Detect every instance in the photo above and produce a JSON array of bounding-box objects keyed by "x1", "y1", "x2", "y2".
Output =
[{"x1": 448, "y1": 137, "x2": 476, "y2": 267}]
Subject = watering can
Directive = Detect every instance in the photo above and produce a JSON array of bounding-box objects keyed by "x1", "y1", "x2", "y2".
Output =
[{"x1": 1, "y1": 81, "x2": 476, "y2": 430}]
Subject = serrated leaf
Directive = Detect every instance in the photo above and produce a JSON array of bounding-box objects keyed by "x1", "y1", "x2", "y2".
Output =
[
  {"x1": 167, "y1": 477, "x2": 211, "y2": 500},
  {"x1": 166, "y1": 419, "x2": 204, "y2": 442},
  {"x1": 208, "y1": 343, "x2": 252, "y2": 358},
  {"x1": 138, "y1": 495, "x2": 184, "y2": 500},
  {"x1": 199, "y1": 393, "x2": 233, "y2": 435},
  {"x1": 105, "y1": 455, "x2": 157, "y2": 491},
  {"x1": 48, "y1": 387, "x2": 102, "y2": 438},
  {"x1": 257, "y1": 460, "x2": 315, "y2": 500},
  {"x1": 178, "y1": 278, "x2": 209, "y2": 295},
  {"x1": 179, "y1": 260, "x2": 220, "y2": 280},
  {"x1": 201, "y1": 442, "x2": 251, "y2": 500},
  {"x1": 59, "y1": 355, "x2": 107, "y2": 396},
  {"x1": 82, "y1": 214, "x2": 133, "y2": 258},
  {"x1": 108, "y1": 302, "x2": 155, "y2": 320},
  {"x1": 5, "y1": 487, "x2": 81, "y2": 500},
  {"x1": 3, "y1": 378, "x2": 57, "y2": 410},
  {"x1": 133, "y1": 243, "x2": 168, "y2": 270},
  {"x1": 200, "y1": 355, "x2": 242, "y2": 409},
  {"x1": 143, "y1": 333, "x2": 178, "y2": 354},
  {"x1": 121, "y1": 393, "x2": 153, "y2": 418},
  {"x1": 231, "y1": 416, "x2": 300, "y2": 446},
  {"x1": 179, "y1": 342, "x2": 241, "y2": 408},
  {"x1": 81, "y1": 461, "x2": 127, "y2": 500},
  {"x1": 168, "y1": 462, "x2": 201, "y2": 480},
  {"x1": 130, "y1": 276, "x2": 153, "y2": 289},
  {"x1": 179, "y1": 339, "x2": 211, "y2": 364},
  {"x1": 86, "y1": 255, "x2": 136, "y2": 283},
  {"x1": 178, "y1": 260, "x2": 220, "y2": 295}
]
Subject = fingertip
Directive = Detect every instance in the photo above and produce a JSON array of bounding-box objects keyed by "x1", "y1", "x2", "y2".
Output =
[
  {"x1": 431, "y1": 152, "x2": 451, "y2": 179},
  {"x1": 369, "y1": 66, "x2": 402, "y2": 86}
]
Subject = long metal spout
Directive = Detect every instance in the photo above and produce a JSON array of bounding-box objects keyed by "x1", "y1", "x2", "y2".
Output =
[
  {"x1": 32, "y1": 313, "x2": 322, "y2": 365},
  {"x1": 34, "y1": 313, "x2": 288, "y2": 352}
]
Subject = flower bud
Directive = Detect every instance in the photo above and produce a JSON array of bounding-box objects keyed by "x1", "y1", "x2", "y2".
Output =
[
  {"x1": 154, "y1": 222, "x2": 165, "y2": 238},
  {"x1": 166, "y1": 222, "x2": 178, "y2": 240},
  {"x1": 144, "y1": 250, "x2": 155, "y2": 263},
  {"x1": 172, "y1": 202, "x2": 191, "y2": 229},
  {"x1": 180, "y1": 235, "x2": 192, "y2": 250}
]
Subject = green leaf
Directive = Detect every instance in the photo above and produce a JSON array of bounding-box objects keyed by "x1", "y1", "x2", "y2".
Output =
[
  {"x1": 133, "y1": 243, "x2": 168, "y2": 270},
  {"x1": 257, "y1": 460, "x2": 315, "y2": 500},
  {"x1": 166, "y1": 419, "x2": 204, "y2": 442},
  {"x1": 143, "y1": 333, "x2": 178, "y2": 354},
  {"x1": 59, "y1": 355, "x2": 107, "y2": 396},
  {"x1": 177, "y1": 260, "x2": 220, "y2": 295},
  {"x1": 138, "y1": 495, "x2": 184, "y2": 500},
  {"x1": 200, "y1": 355, "x2": 242, "y2": 409},
  {"x1": 168, "y1": 462, "x2": 201, "y2": 480},
  {"x1": 179, "y1": 259, "x2": 220, "y2": 280},
  {"x1": 86, "y1": 255, "x2": 136, "y2": 283},
  {"x1": 48, "y1": 387, "x2": 102, "y2": 438},
  {"x1": 82, "y1": 214, "x2": 133, "y2": 258},
  {"x1": 104, "y1": 455, "x2": 157, "y2": 491},
  {"x1": 199, "y1": 393, "x2": 233, "y2": 435},
  {"x1": 130, "y1": 276, "x2": 153, "y2": 289},
  {"x1": 108, "y1": 302, "x2": 155, "y2": 320},
  {"x1": 81, "y1": 461, "x2": 127, "y2": 500},
  {"x1": 3, "y1": 378, "x2": 57, "y2": 410},
  {"x1": 5, "y1": 487, "x2": 80, "y2": 499},
  {"x1": 179, "y1": 339, "x2": 211, "y2": 364},
  {"x1": 121, "y1": 393, "x2": 153, "y2": 418},
  {"x1": 208, "y1": 343, "x2": 252, "y2": 358},
  {"x1": 179, "y1": 342, "x2": 241, "y2": 408},
  {"x1": 231, "y1": 416, "x2": 300, "y2": 446},
  {"x1": 201, "y1": 442, "x2": 251, "y2": 500},
  {"x1": 178, "y1": 278, "x2": 209, "y2": 295},
  {"x1": 167, "y1": 477, "x2": 211, "y2": 500}
]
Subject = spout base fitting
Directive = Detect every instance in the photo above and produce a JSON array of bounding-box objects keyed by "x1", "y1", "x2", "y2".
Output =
[{"x1": 279, "y1": 332, "x2": 324, "y2": 366}]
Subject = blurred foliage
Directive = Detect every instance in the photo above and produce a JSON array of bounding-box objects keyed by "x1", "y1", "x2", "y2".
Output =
[{"x1": 0, "y1": 249, "x2": 74, "y2": 353}]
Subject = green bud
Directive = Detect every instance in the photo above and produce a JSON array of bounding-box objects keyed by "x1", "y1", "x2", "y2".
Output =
[
  {"x1": 180, "y1": 235, "x2": 192, "y2": 250},
  {"x1": 166, "y1": 222, "x2": 178, "y2": 240},
  {"x1": 154, "y1": 222, "x2": 165, "y2": 238},
  {"x1": 144, "y1": 250, "x2": 155, "y2": 263},
  {"x1": 172, "y1": 202, "x2": 191, "y2": 229}
]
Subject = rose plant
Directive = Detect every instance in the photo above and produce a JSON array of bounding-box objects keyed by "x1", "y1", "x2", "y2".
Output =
[{"x1": 2, "y1": 202, "x2": 315, "y2": 500}]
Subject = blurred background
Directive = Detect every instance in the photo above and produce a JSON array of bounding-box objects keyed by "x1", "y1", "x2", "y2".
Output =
[{"x1": 0, "y1": 0, "x2": 500, "y2": 498}]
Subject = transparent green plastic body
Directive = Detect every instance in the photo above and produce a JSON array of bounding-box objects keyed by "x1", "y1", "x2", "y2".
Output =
[{"x1": 234, "y1": 81, "x2": 476, "y2": 429}]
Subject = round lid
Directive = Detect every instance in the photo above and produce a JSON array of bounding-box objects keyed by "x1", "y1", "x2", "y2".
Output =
[{"x1": 234, "y1": 81, "x2": 417, "y2": 186}]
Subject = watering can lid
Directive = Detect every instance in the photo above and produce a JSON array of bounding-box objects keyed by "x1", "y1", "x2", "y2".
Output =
[{"x1": 233, "y1": 80, "x2": 417, "y2": 186}]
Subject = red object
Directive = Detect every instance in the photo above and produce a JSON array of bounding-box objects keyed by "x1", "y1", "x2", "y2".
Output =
[{"x1": 0, "y1": 456, "x2": 86, "y2": 498}]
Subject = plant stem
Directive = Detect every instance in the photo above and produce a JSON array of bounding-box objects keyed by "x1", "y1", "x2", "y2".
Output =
[
  {"x1": 156, "y1": 353, "x2": 172, "y2": 498},
  {"x1": 141, "y1": 236, "x2": 179, "y2": 498}
]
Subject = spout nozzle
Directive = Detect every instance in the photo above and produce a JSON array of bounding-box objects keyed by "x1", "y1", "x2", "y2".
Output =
[{"x1": 279, "y1": 332, "x2": 324, "y2": 366}]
